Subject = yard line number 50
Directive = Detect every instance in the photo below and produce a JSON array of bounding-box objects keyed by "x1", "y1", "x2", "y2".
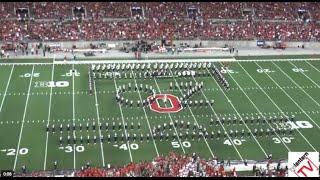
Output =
[{"x1": 171, "y1": 141, "x2": 191, "y2": 148}]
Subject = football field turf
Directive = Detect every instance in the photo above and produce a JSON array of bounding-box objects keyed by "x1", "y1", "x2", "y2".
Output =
[{"x1": 0, "y1": 57, "x2": 319, "y2": 173}]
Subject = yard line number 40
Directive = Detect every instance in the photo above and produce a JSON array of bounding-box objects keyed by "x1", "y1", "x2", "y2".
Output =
[
  {"x1": 117, "y1": 141, "x2": 192, "y2": 150},
  {"x1": 119, "y1": 143, "x2": 139, "y2": 150}
]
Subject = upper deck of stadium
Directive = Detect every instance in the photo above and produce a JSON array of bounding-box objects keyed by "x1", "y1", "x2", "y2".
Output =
[{"x1": 0, "y1": 2, "x2": 320, "y2": 42}]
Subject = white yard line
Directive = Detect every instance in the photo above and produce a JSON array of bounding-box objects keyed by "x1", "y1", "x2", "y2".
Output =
[
  {"x1": 282, "y1": 61, "x2": 320, "y2": 128},
  {"x1": 52, "y1": 58, "x2": 320, "y2": 65},
  {"x1": 0, "y1": 65, "x2": 14, "y2": 113},
  {"x1": 13, "y1": 65, "x2": 35, "y2": 171},
  {"x1": 288, "y1": 61, "x2": 320, "y2": 90},
  {"x1": 129, "y1": 68, "x2": 160, "y2": 156},
  {"x1": 241, "y1": 62, "x2": 317, "y2": 151},
  {"x1": 112, "y1": 75, "x2": 133, "y2": 162},
  {"x1": 54, "y1": 59, "x2": 235, "y2": 65},
  {"x1": 0, "y1": 63, "x2": 53, "y2": 65},
  {"x1": 237, "y1": 58, "x2": 320, "y2": 62},
  {"x1": 72, "y1": 63, "x2": 76, "y2": 169},
  {"x1": 93, "y1": 76, "x2": 106, "y2": 167},
  {"x1": 152, "y1": 78, "x2": 186, "y2": 154},
  {"x1": 187, "y1": 77, "x2": 241, "y2": 159},
  {"x1": 305, "y1": 60, "x2": 320, "y2": 90},
  {"x1": 166, "y1": 69, "x2": 216, "y2": 159},
  {"x1": 270, "y1": 62, "x2": 320, "y2": 129},
  {"x1": 305, "y1": 60, "x2": 320, "y2": 72},
  {"x1": 43, "y1": 64, "x2": 55, "y2": 170},
  {"x1": 219, "y1": 62, "x2": 291, "y2": 151},
  {"x1": 205, "y1": 67, "x2": 268, "y2": 158}
]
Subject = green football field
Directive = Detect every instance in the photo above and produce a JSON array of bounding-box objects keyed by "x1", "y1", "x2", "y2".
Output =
[{"x1": 0, "y1": 57, "x2": 319, "y2": 174}]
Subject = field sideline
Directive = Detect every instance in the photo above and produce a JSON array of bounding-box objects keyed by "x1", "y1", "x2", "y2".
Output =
[{"x1": 0, "y1": 57, "x2": 319, "y2": 174}]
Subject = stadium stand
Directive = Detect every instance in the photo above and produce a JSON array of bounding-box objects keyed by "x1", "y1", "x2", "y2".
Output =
[
  {"x1": 1, "y1": 2, "x2": 320, "y2": 42},
  {"x1": 146, "y1": 2, "x2": 187, "y2": 20},
  {"x1": 1, "y1": 2, "x2": 320, "y2": 177},
  {"x1": 13, "y1": 152, "x2": 289, "y2": 177},
  {"x1": 0, "y1": 2, "x2": 317, "y2": 20},
  {"x1": 199, "y1": 2, "x2": 243, "y2": 19},
  {"x1": 2, "y1": 18, "x2": 320, "y2": 42}
]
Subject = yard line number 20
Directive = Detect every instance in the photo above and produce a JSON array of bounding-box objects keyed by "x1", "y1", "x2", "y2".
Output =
[{"x1": 1, "y1": 148, "x2": 29, "y2": 156}]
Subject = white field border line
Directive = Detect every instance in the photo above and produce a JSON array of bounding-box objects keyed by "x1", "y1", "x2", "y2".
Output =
[
  {"x1": 271, "y1": 62, "x2": 320, "y2": 129},
  {"x1": 239, "y1": 58, "x2": 320, "y2": 62},
  {"x1": 52, "y1": 58, "x2": 320, "y2": 65},
  {"x1": 129, "y1": 67, "x2": 160, "y2": 156},
  {"x1": 13, "y1": 65, "x2": 35, "y2": 171},
  {"x1": 251, "y1": 61, "x2": 317, "y2": 151},
  {"x1": 0, "y1": 62, "x2": 53, "y2": 66},
  {"x1": 219, "y1": 62, "x2": 291, "y2": 151},
  {"x1": 167, "y1": 68, "x2": 216, "y2": 159},
  {"x1": 43, "y1": 64, "x2": 55, "y2": 171},
  {"x1": 112, "y1": 74, "x2": 133, "y2": 162},
  {"x1": 72, "y1": 63, "x2": 76, "y2": 169},
  {"x1": 204, "y1": 66, "x2": 268, "y2": 158},
  {"x1": 152, "y1": 75, "x2": 186, "y2": 154},
  {"x1": 0, "y1": 65, "x2": 14, "y2": 113},
  {"x1": 53, "y1": 59, "x2": 235, "y2": 65},
  {"x1": 52, "y1": 58, "x2": 320, "y2": 64},
  {"x1": 1, "y1": 58, "x2": 320, "y2": 66},
  {"x1": 93, "y1": 73, "x2": 106, "y2": 167}
]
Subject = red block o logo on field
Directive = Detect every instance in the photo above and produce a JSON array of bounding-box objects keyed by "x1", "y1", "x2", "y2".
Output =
[{"x1": 148, "y1": 94, "x2": 183, "y2": 113}]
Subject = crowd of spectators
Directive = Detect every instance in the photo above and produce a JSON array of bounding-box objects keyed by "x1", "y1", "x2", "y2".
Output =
[
  {"x1": 199, "y1": 2, "x2": 243, "y2": 19},
  {"x1": 32, "y1": 2, "x2": 72, "y2": 19},
  {"x1": 242, "y1": 2, "x2": 300, "y2": 20},
  {"x1": 309, "y1": 2, "x2": 320, "y2": 21},
  {"x1": 1, "y1": 2, "x2": 320, "y2": 42},
  {"x1": 0, "y1": 2, "x2": 15, "y2": 18},
  {"x1": 146, "y1": 2, "x2": 187, "y2": 20},
  {"x1": 1, "y1": 2, "x2": 320, "y2": 20},
  {"x1": 2, "y1": 18, "x2": 320, "y2": 42},
  {"x1": 254, "y1": 20, "x2": 320, "y2": 41},
  {"x1": 13, "y1": 152, "x2": 290, "y2": 177},
  {"x1": 74, "y1": 152, "x2": 225, "y2": 177}
]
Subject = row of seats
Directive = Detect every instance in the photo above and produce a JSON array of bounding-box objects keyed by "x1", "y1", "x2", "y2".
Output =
[
  {"x1": 0, "y1": 2, "x2": 319, "y2": 20},
  {"x1": 1, "y1": 19, "x2": 320, "y2": 41}
]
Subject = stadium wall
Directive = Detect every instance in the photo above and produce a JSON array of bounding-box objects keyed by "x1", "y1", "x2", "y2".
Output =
[{"x1": 0, "y1": 40, "x2": 314, "y2": 49}]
